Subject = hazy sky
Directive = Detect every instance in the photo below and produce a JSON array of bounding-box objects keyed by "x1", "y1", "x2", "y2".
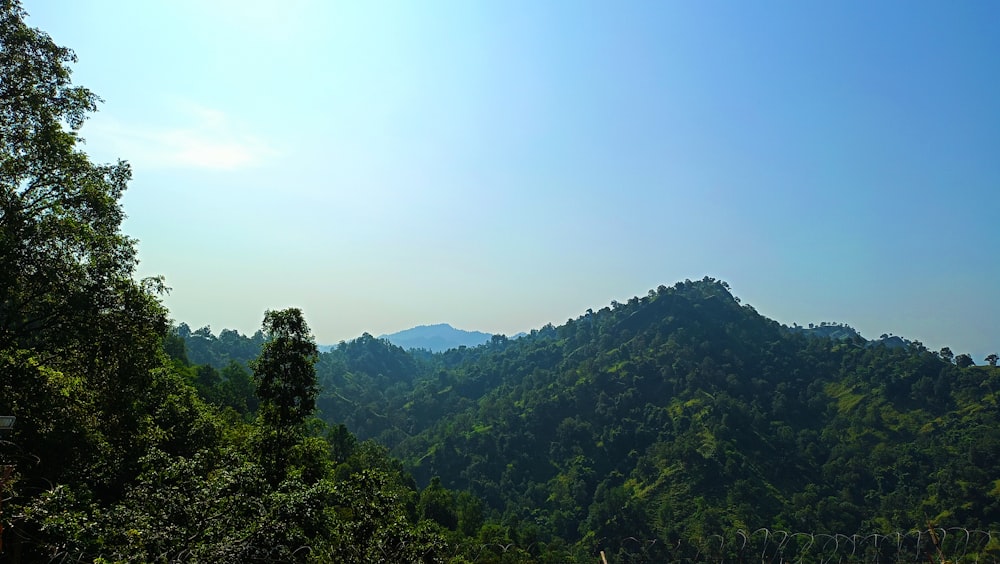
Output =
[{"x1": 25, "y1": 1, "x2": 999, "y2": 357}]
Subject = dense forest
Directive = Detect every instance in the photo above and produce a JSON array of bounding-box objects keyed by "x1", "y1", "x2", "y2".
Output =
[
  {"x1": 178, "y1": 280, "x2": 1000, "y2": 562},
  {"x1": 3, "y1": 2, "x2": 1000, "y2": 562},
  {"x1": 1, "y1": 3, "x2": 476, "y2": 561}
]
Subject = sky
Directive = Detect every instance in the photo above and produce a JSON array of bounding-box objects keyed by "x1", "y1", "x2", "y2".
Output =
[{"x1": 24, "y1": 1, "x2": 1000, "y2": 358}]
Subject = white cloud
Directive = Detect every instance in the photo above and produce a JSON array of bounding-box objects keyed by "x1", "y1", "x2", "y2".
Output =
[{"x1": 82, "y1": 101, "x2": 280, "y2": 171}]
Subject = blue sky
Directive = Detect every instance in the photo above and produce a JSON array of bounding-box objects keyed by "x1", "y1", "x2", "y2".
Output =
[{"x1": 25, "y1": 1, "x2": 999, "y2": 358}]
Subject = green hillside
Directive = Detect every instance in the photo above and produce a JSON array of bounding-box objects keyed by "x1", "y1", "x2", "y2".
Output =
[
  {"x1": 310, "y1": 278, "x2": 1000, "y2": 560},
  {"x1": 175, "y1": 278, "x2": 1000, "y2": 560}
]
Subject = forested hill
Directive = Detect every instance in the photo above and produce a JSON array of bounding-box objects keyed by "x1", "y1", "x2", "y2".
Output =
[
  {"x1": 168, "y1": 278, "x2": 999, "y2": 556},
  {"x1": 306, "y1": 278, "x2": 1000, "y2": 557}
]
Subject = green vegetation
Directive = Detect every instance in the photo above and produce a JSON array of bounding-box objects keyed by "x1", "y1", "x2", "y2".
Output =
[
  {"x1": 2, "y1": 2, "x2": 999, "y2": 561},
  {"x1": 181, "y1": 280, "x2": 1000, "y2": 560},
  {"x1": 0, "y1": 4, "x2": 468, "y2": 561},
  {"x1": 302, "y1": 280, "x2": 1000, "y2": 560}
]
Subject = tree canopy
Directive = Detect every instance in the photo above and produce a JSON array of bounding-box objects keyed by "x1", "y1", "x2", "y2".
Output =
[
  {"x1": 0, "y1": 5, "x2": 464, "y2": 561},
  {"x1": 252, "y1": 308, "x2": 320, "y2": 431}
]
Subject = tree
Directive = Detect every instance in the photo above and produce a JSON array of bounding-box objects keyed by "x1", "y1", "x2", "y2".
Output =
[
  {"x1": 955, "y1": 353, "x2": 975, "y2": 369},
  {"x1": 418, "y1": 476, "x2": 458, "y2": 530},
  {"x1": 939, "y1": 347, "x2": 954, "y2": 363},
  {"x1": 1, "y1": 0, "x2": 141, "y2": 353},
  {"x1": 0, "y1": 0, "x2": 168, "y2": 480},
  {"x1": 251, "y1": 308, "x2": 319, "y2": 482},
  {"x1": 251, "y1": 308, "x2": 319, "y2": 430},
  {"x1": 0, "y1": 4, "x2": 179, "y2": 557},
  {"x1": 986, "y1": 353, "x2": 998, "y2": 367}
]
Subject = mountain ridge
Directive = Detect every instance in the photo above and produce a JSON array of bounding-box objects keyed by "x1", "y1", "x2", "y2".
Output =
[
  {"x1": 377, "y1": 322, "x2": 494, "y2": 352},
  {"x1": 165, "y1": 278, "x2": 999, "y2": 558},
  {"x1": 310, "y1": 278, "x2": 1000, "y2": 557}
]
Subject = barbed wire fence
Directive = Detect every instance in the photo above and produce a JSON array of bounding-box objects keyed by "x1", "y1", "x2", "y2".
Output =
[
  {"x1": 10, "y1": 526, "x2": 1000, "y2": 563},
  {"x1": 589, "y1": 527, "x2": 999, "y2": 564}
]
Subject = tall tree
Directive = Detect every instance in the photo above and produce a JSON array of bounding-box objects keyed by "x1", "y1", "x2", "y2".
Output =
[
  {"x1": 954, "y1": 353, "x2": 974, "y2": 368},
  {"x1": 0, "y1": 0, "x2": 168, "y2": 490},
  {"x1": 252, "y1": 308, "x2": 319, "y2": 430},
  {"x1": 0, "y1": 3, "x2": 178, "y2": 558},
  {"x1": 1, "y1": 0, "x2": 139, "y2": 352},
  {"x1": 939, "y1": 347, "x2": 954, "y2": 363},
  {"x1": 251, "y1": 308, "x2": 319, "y2": 482}
]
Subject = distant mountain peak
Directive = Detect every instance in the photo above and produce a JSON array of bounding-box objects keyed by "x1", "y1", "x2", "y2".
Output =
[
  {"x1": 379, "y1": 323, "x2": 493, "y2": 352},
  {"x1": 408, "y1": 323, "x2": 457, "y2": 330}
]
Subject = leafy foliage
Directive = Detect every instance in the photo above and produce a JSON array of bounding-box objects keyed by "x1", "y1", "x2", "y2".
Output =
[
  {"x1": 252, "y1": 308, "x2": 320, "y2": 432},
  {"x1": 311, "y1": 278, "x2": 1000, "y2": 559},
  {"x1": 173, "y1": 323, "x2": 267, "y2": 369},
  {"x1": 0, "y1": 5, "x2": 468, "y2": 561}
]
